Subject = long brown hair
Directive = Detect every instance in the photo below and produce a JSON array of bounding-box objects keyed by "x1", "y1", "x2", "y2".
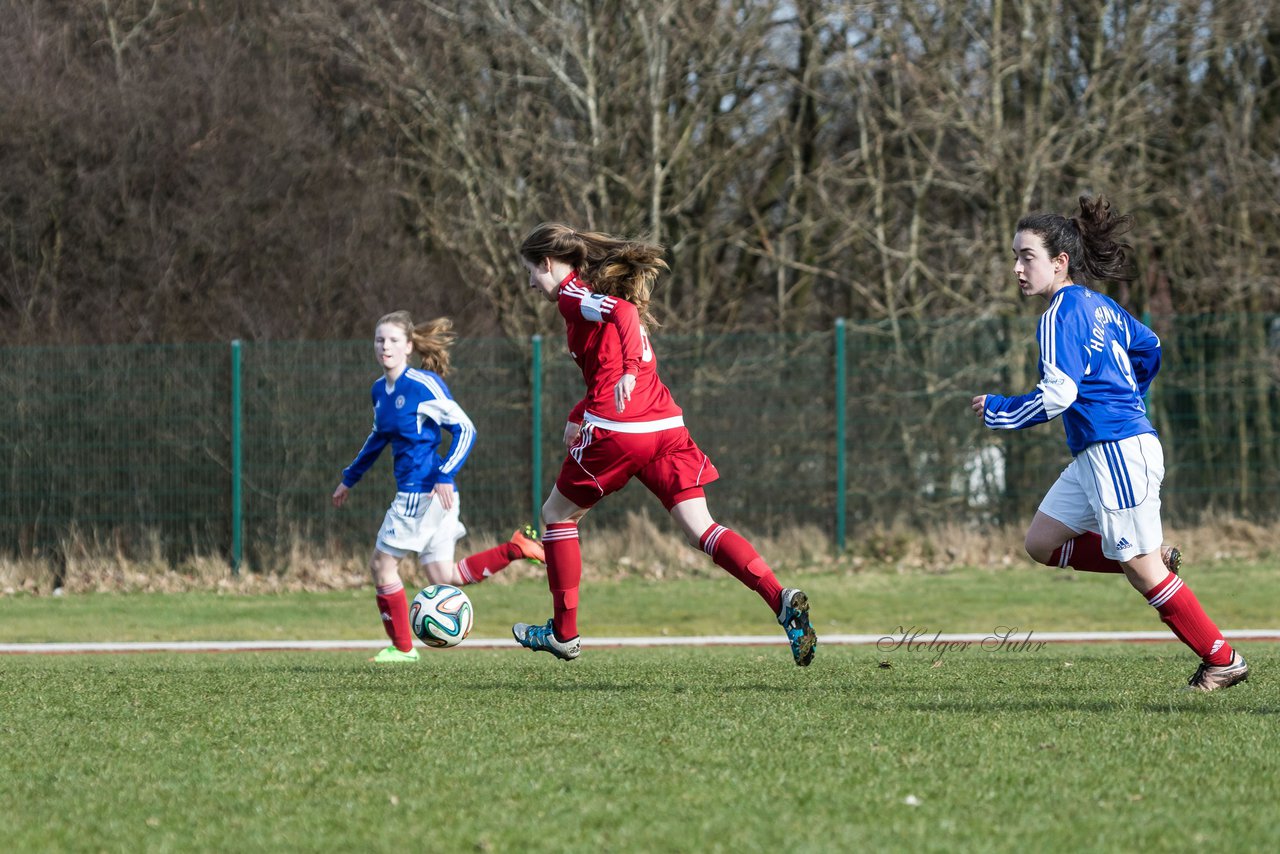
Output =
[
  {"x1": 1016, "y1": 195, "x2": 1136, "y2": 284},
  {"x1": 376, "y1": 311, "x2": 455, "y2": 376},
  {"x1": 520, "y1": 222, "x2": 669, "y2": 327}
]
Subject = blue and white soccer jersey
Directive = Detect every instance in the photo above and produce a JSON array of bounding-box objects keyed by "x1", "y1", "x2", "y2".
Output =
[
  {"x1": 341, "y1": 368, "x2": 476, "y2": 561},
  {"x1": 983, "y1": 286, "x2": 1160, "y2": 454},
  {"x1": 983, "y1": 285, "x2": 1165, "y2": 560},
  {"x1": 342, "y1": 368, "x2": 476, "y2": 493}
]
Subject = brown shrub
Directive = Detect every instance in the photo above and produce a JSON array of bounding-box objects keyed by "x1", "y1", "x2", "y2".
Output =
[{"x1": 3, "y1": 514, "x2": 1272, "y2": 597}]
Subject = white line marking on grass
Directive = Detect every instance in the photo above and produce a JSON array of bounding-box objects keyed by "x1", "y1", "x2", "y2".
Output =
[{"x1": 1, "y1": 629, "x2": 1278, "y2": 655}]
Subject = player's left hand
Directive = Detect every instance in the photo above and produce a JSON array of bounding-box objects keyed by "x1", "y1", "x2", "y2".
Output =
[
  {"x1": 563, "y1": 421, "x2": 582, "y2": 449},
  {"x1": 433, "y1": 482, "x2": 456, "y2": 510},
  {"x1": 971, "y1": 394, "x2": 988, "y2": 416},
  {"x1": 614, "y1": 373, "x2": 636, "y2": 413}
]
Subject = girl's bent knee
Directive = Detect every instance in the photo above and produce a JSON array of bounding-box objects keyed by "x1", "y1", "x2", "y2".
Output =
[{"x1": 1025, "y1": 541, "x2": 1053, "y2": 566}]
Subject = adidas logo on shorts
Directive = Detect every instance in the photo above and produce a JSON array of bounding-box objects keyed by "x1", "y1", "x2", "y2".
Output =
[{"x1": 1115, "y1": 538, "x2": 1132, "y2": 550}]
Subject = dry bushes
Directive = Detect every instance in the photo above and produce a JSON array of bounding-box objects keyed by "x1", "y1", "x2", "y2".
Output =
[{"x1": 4, "y1": 513, "x2": 1274, "y2": 597}]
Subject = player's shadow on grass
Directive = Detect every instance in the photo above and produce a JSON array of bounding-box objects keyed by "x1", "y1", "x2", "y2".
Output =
[
  {"x1": 448, "y1": 679, "x2": 662, "y2": 693},
  {"x1": 901, "y1": 698, "x2": 1277, "y2": 715}
]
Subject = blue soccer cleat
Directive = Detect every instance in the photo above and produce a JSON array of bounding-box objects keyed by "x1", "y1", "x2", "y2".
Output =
[
  {"x1": 777, "y1": 588, "x2": 817, "y2": 666},
  {"x1": 512, "y1": 619, "x2": 581, "y2": 661}
]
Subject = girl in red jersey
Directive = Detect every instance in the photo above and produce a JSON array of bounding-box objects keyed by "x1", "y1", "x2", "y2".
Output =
[{"x1": 511, "y1": 223, "x2": 817, "y2": 666}]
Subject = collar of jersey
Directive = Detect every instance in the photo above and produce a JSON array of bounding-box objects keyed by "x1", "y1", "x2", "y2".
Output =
[{"x1": 557, "y1": 270, "x2": 580, "y2": 293}]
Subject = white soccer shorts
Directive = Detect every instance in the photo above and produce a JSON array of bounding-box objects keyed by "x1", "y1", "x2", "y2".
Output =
[
  {"x1": 1038, "y1": 432, "x2": 1164, "y2": 562},
  {"x1": 375, "y1": 490, "x2": 467, "y2": 564}
]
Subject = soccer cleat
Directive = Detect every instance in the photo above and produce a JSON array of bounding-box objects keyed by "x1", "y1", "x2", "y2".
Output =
[
  {"x1": 777, "y1": 588, "x2": 817, "y2": 667},
  {"x1": 1185, "y1": 651, "x2": 1249, "y2": 692},
  {"x1": 512, "y1": 619, "x2": 580, "y2": 661},
  {"x1": 370, "y1": 645, "x2": 420, "y2": 663},
  {"x1": 510, "y1": 524, "x2": 546, "y2": 564},
  {"x1": 1161, "y1": 545, "x2": 1181, "y2": 576}
]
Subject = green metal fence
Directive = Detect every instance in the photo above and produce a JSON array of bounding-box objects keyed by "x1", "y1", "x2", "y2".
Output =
[{"x1": 2, "y1": 315, "x2": 1278, "y2": 569}]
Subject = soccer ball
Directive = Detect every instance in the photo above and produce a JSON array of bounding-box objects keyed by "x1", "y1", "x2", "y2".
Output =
[{"x1": 410, "y1": 584, "x2": 474, "y2": 648}]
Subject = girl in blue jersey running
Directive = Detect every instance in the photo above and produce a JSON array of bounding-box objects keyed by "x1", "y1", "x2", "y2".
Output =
[
  {"x1": 332, "y1": 311, "x2": 544, "y2": 663},
  {"x1": 972, "y1": 196, "x2": 1247, "y2": 692}
]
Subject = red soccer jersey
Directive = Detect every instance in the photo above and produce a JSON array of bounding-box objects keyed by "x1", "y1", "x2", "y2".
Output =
[{"x1": 557, "y1": 272, "x2": 683, "y2": 430}]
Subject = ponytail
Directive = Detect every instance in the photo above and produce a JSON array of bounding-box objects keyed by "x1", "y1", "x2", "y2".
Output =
[
  {"x1": 1016, "y1": 195, "x2": 1135, "y2": 284},
  {"x1": 520, "y1": 222, "x2": 669, "y2": 327}
]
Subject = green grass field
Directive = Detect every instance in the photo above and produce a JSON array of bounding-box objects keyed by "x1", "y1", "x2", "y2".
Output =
[{"x1": 2, "y1": 564, "x2": 1277, "y2": 852}]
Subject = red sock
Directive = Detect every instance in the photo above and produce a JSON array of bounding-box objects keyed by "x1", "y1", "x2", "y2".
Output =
[
  {"x1": 1146, "y1": 572, "x2": 1233, "y2": 665},
  {"x1": 1048, "y1": 532, "x2": 1123, "y2": 573},
  {"x1": 375, "y1": 582, "x2": 414, "y2": 652},
  {"x1": 544, "y1": 522, "x2": 581, "y2": 641},
  {"x1": 699, "y1": 524, "x2": 784, "y2": 613},
  {"x1": 456, "y1": 542, "x2": 520, "y2": 584}
]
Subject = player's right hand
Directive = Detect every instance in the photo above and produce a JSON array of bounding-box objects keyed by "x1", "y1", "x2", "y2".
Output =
[
  {"x1": 970, "y1": 395, "x2": 988, "y2": 416},
  {"x1": 332, "y1": 483, "x2": 350, "y2": 508},
  {"x1": 614, "y1": 373, "x2": 636, "y2": 413}
]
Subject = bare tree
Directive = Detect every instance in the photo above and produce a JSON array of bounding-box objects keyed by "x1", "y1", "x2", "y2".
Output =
[{"x1": 1, "y1": 0, "x2": 1277, "y2": 343}]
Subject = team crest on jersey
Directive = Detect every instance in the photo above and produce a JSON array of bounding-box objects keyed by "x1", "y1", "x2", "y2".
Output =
[{"x1": 395, "y1": 394, "x2": 406, "y2": 409}]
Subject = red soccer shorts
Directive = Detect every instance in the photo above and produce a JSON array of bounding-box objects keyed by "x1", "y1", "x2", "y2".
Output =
[{"x1": 555, "y1": 423, "x2": 720, "y2": 510}]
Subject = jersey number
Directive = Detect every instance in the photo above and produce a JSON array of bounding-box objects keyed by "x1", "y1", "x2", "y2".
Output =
[
  {"x1": 639, "y1": 327, "x2": 653, "y2": 363},
  {"x1": 1110, "y1": 340, "x2": 1137, "y2": 392}
]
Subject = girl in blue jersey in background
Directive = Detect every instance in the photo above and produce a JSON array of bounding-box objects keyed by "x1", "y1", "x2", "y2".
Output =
[
  {"x1": 973, "y1": 196, "x2": 1248, "y2": 691},
  {"x1": 332, "y1": 311, "x2": 544, "y2": 663}
]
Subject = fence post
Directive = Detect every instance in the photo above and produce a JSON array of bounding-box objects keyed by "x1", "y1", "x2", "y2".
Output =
[
  {"x1": 230, "y1": 339, "x2": 243, "y2": 575},
  {"x1": 835, "y1": 318, "x2": 847, "y2": 550},
  {"x1": 531, "y1": 334, "x2": 543, "y2": 530}
]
